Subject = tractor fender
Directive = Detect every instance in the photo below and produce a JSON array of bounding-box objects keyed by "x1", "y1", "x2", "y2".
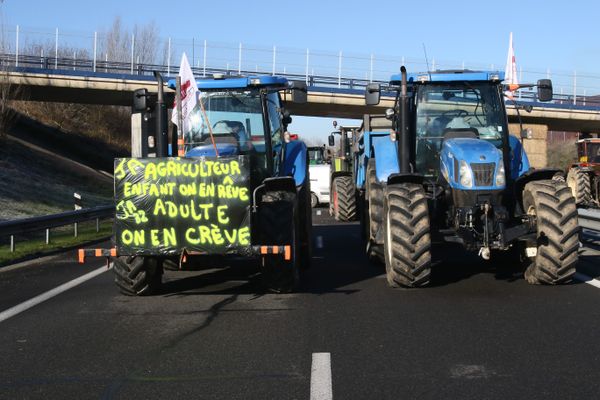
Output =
[
  {"x1": 514, "y1": 168, "x2": 562, "y2": 212},
  {"x1": 387, "y1": 173, "x2": 425, "y2": 186},
  {"x1": 281, "y1": 140, "x2": 308, "y2": 187},
  {"x1": 371, "y1": 135, "x2": 399, "y2": 183},
  {"x1": 508, "y1": 135, "x2": 530, "y2": 179}
]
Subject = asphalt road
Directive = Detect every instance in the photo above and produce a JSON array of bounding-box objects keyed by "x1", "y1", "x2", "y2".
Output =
[{"x1": 1, "y1": 208, "x2": 600, "y2": 399}]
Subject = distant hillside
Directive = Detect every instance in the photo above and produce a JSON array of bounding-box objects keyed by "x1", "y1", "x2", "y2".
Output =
[
  {"x1": 9, "y1": 112, "x2": 129, "y2": 173},
  {"x1": 0, "y1": 135, "x2": 113, "y2": 221}
]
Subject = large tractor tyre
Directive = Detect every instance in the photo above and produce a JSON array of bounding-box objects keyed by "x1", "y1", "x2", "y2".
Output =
[
  {"x1": 366, "y1": 159, "x2": 384, "y2": 263},
  {"x1": 257, "y1": 191, "x2": 300, "y2": 293},
  {"x1": 523, "y1": 180, "x2": 579, "y2": 285},
  {"x1": 566, "y1": 167, "x2": 592, "y2": 205},
  {"x1": 113, "y1": 256, "x2": 162, "y2": 296},
  {"x1": 332, "y1": 176, "x2": 357, "y2": 222},
  {"x1": 382, "y1": 183, "x2": 432, "y2": 288}
]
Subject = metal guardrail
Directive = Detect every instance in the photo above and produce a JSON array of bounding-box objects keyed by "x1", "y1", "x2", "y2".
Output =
[{"x1": 0, "y1": 205, "x2": 114, "y2": 252}]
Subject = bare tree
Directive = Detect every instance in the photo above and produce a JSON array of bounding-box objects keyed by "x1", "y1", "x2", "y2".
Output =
[
  {"x1": 100, "y1": 16, "x2": 130, "y2": 63},
  {"x1": 134, "y1": 21, "x2": 159, "y2": 65}
]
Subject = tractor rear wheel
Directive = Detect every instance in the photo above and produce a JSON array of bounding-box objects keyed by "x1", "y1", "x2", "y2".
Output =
[
  {"x1": 257, "y1": 191, "x2": 300, "y2": 293},
  {"x1": 366, "y1": 159, "x2": 384, "y2": 263},
  {"x1": 567, "y1": 167, "x2": 592, "y2": 205},
  {"x1": 382, "y1": 183, "x2": 432, "y2": 288},
  {"x1": 523, "y1": 180, "x2": 579, "y2": 285},
  {"x1": 113, "y1": 256, "x2": 162, "y2": 296},
  {"x1": 332, "y1": 175, "x2": 357, "y2": 221}
]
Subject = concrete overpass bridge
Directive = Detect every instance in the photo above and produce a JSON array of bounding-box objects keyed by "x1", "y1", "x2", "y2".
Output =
[
  {"x1": 6, "y1": 57, "x2": 600, "y2": 167},
  {"x1": 7, "y1": 64, "x2": 600, "y2": 132}
]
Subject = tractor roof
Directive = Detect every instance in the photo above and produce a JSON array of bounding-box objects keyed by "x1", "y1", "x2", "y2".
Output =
[
  {"x1": 390, "y1": 70, "x2": 505, "y2": 85},
  {"x1": 167, "y1": 75, "x2": 289, "y2": 91}
]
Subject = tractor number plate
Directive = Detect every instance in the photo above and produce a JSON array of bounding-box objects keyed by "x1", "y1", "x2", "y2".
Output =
[{"x1": 525, "y1": 247, "x2": 538, "y2": 258}]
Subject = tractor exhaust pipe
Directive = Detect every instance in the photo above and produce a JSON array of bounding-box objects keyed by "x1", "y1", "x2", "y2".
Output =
[
  {"x1": 153, "y1": 71, "x2": 168, "y2": 157},
  {"x1": 399, "y1": 66, "x2": 410, "y2": 174}
]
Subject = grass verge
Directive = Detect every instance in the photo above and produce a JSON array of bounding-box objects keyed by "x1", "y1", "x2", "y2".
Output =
[{"x1": 0, "y1": 220, "x2": 113, "y2": 266}]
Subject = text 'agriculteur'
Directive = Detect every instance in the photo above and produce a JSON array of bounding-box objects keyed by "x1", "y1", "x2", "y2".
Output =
[{"x1": 114, "y1": 157, "x2": 251, "y2": 254}]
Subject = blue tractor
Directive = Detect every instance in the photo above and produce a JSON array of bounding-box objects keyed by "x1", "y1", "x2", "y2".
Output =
[
  {"x1": 82, "y1": 74, "x2": 312, "y2": 294},
  {"x1": 357, "y1": 68, "x2": 579, "y2": 287}
]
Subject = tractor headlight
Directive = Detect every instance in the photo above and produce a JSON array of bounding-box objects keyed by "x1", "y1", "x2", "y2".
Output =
[
  {"x1": 495, "y1": 162, "x2": 506, "y2": 187},
  {"x1": 459, "y1": 160, "x2": 473, "y2": 188}
]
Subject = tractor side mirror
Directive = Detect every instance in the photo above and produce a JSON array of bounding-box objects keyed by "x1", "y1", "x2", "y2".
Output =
[
  {"x1": 282, "y1": 108, "x2": 292, "y2": 126},
  {"x1": 521, "y1": 128, "x2": 533, "y2": 140},
  {"x1": 289, "y1": 81, "x2": 307, "y2": 104},
  {"x1": 365, "y1": 83, "x2": 381, "y2": 105},
  {"x1": 328, "y1": 134, "x2": 335, "y2": 147},
  {"x1": 537, "y1": 79, "x2": 553, "y2": 102},
  {"x1": 133, "y1": 88, "x2": 149, "y2": 112}
]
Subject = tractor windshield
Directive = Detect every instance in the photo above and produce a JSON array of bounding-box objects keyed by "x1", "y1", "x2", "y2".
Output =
[
  {"x1": 185, "y1": 90, "x2": 266, "y2": 153},
  {"x1": 414, "y1": 82, "x2": 506, "y2": 176},
  {"x1": 308, "y1": 147, "x2": 326, "y2": 165},
  {"x1": 582, "y1": 142, "x2": 600, "y2": 164}
]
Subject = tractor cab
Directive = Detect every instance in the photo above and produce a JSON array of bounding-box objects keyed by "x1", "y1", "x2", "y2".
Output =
[
  {"x1": 167, "y1": 75, "x2": 305, "y2": 187},
  {"x1": 576, "y1": 138, "x2": 600, "y2": 166}
]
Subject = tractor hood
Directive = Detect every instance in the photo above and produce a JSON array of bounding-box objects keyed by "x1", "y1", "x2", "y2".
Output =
[
  {"x1": 185, "y1": 143, "x2": 240, "y2": 158},
  {"x1": 440, "y1": 138, "x2": 505, "y2": 190}
]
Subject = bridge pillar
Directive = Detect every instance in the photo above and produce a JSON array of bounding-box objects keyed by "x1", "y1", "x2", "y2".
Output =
[{"x1": 509, "y1": 123, "x2": 548, "y2": 168}]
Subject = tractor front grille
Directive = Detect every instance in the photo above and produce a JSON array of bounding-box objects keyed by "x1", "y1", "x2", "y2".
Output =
[{"x1": 470, "y1": 162, "x2": 495, "y2": 186}]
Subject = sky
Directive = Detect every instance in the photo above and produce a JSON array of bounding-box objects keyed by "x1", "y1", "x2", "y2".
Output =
[{"x1": 2, "y1": 0, "x2": 600, "y2": 141}]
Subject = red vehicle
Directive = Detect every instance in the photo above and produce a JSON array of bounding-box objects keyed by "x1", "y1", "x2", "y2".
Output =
[{"x1": 567, "y1": 138, "x2": 600, "y2": 207}]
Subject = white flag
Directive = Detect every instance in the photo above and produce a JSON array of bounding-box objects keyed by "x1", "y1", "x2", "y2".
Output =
[
  {"x1": 171, "y1": 52, "x2": 198, "y2": 134},
  {"x1": 504, "y1": 32, "x2": 519, "y2": 98}
]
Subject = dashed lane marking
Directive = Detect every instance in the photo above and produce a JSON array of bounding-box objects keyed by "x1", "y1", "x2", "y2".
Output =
[
  {"x1": 0, "y1": 264, "x2": 112, "y2": 324},
  {"x1": 310, "y1": 352, "x2": 332, "y2": 400}
]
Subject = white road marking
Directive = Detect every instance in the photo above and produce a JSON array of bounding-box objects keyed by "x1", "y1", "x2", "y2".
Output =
[
  {"x1": 0, "y1": 264, "x2": 111, "y2": 324},
  {"x1": 316, "y1": 236, "x2": 324, "y2": 249},
  {"x1": 574, "y1": 272, "x2": 600, "y2": 289},
  {"x1": 310, "y1": 352, "x2": 332, "y2": 400}
]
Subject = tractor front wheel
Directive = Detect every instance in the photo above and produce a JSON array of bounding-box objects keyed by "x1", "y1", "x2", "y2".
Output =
[
  {"x1": 332, "y1": 175, "x2": 357, "y2": 222},
  {"x1": 567, "y1": 167, "x2": 592, "y2": 205},
  {"x1": 523, "y1": 180, "x2": 579, "y2": 285},
  {"x1": 382, "y1": 183, "x2": 432, "y2": 288}
]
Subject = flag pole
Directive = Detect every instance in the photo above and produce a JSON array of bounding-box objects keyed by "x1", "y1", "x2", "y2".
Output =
[
  {"x1": 198, "y1": 95, "x2": 219, "y2": 157},
  {"x1": 176, "y1": 76, "x2": 185, "y2": 156}
]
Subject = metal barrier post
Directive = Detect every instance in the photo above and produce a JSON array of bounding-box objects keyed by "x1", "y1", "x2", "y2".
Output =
[
  {"x1": 15, "y1": 25, "x2": 19, "y2": 67},
  {"x1": 74, "y1": 222, "x2": 78, "y2": 237},
  {"x1": 93, "y1": 31, "x2": 97, "y2": 72},
  {"x1": 272, "y1": 46, "x2": 276, "y2": 76},
  {"x1": 46, "y1": 228, "x2": 50, "y2": 244},
  {"x1": 96, "y1": 218, "x2": 100, "y2": 233},
  {"x1": 10, "y1": 235, "x2": 14, "y2": 252},
  {"x1": 55, "y1": 28, "x2": 58, "y2": 69}
]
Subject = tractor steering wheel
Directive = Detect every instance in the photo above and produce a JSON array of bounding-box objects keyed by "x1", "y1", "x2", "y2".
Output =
[{"x1": 442, "y1": 109, "x2": 469, "y2": 118}]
